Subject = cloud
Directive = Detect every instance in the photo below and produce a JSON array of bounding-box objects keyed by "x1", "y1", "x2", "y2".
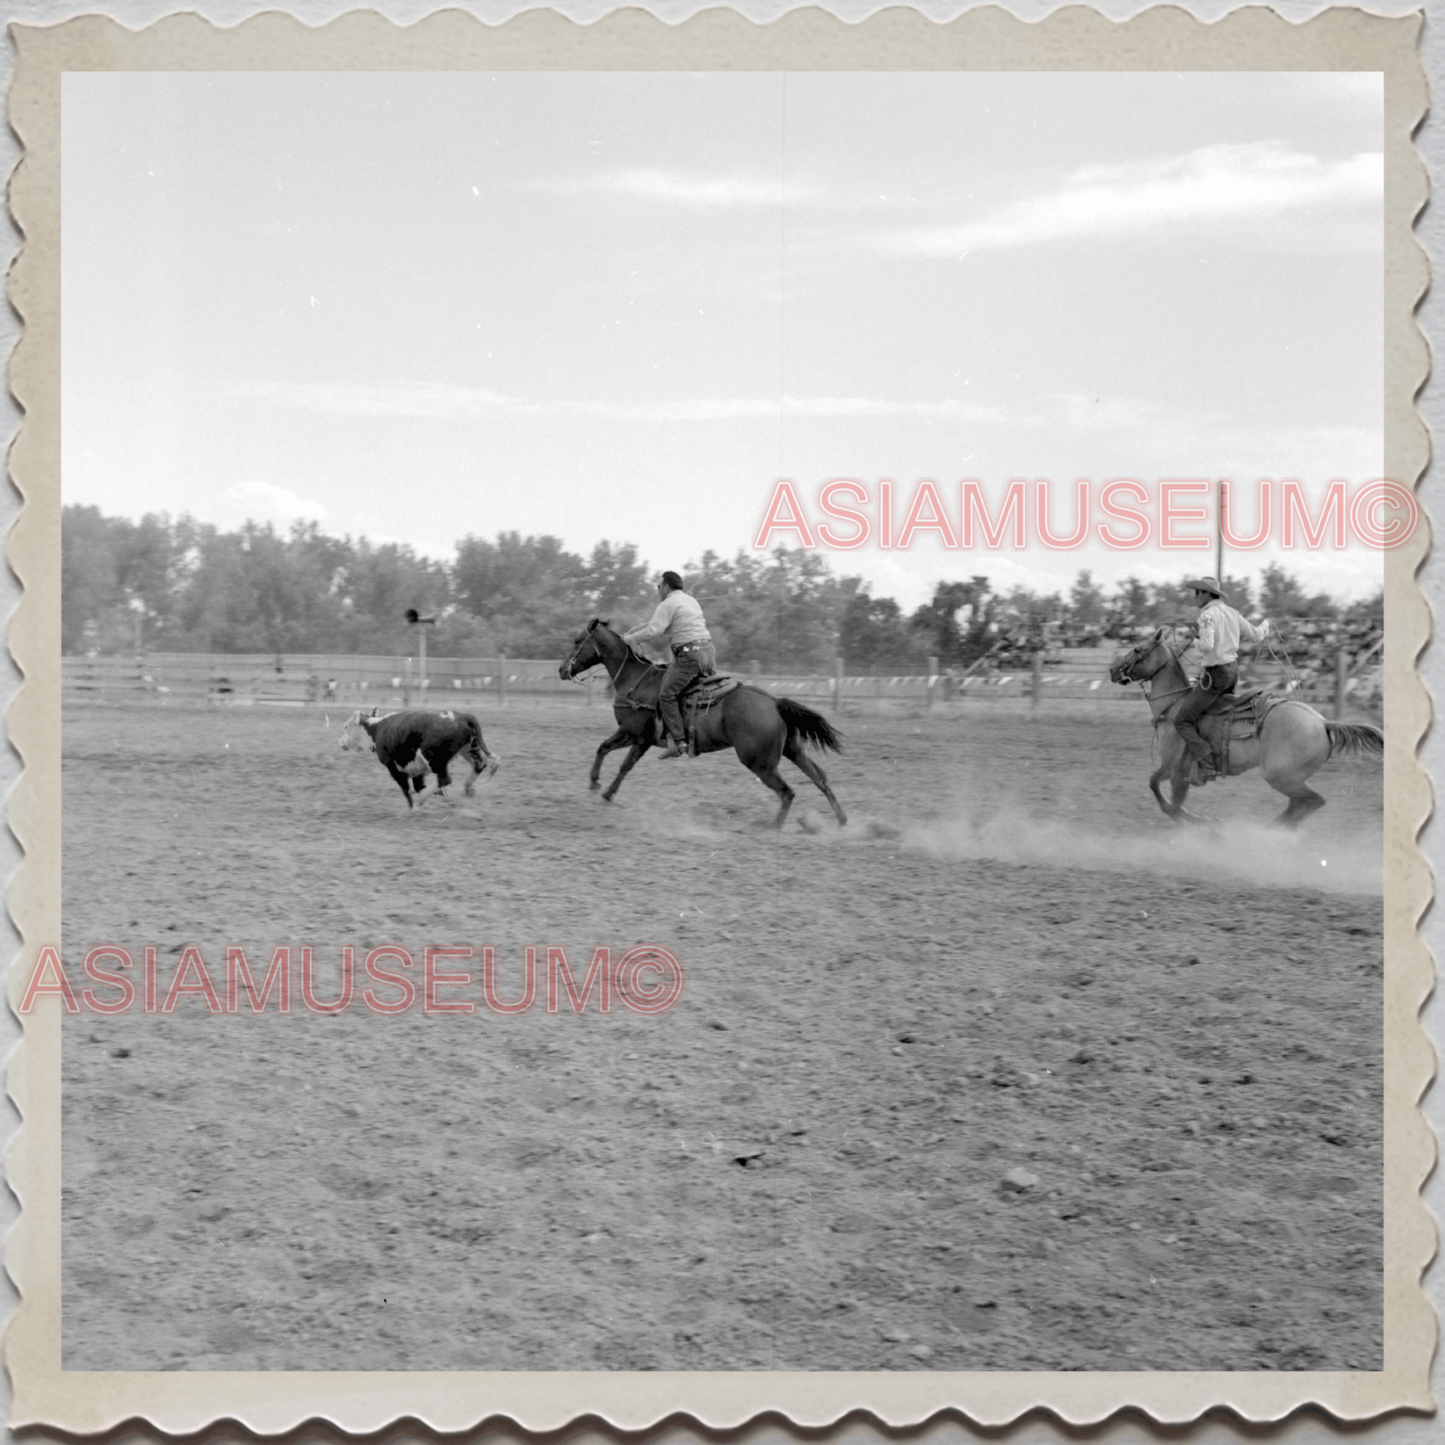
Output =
[
  {"x1": 234, "y1": 379, "x2": 1028, "y2": 426},
  {"x1": 220, "y1": 479, "x2": 328, "y2": 524},
  {"x1": 884, "y1": 143, "x2": 1382, "y2": 255},
  {"x1": 1045, "y1": 390, "x2": 1381, "y2": 473},
  {"x1": 533, "y1": 167, "x2": 821, "y2": 209}
]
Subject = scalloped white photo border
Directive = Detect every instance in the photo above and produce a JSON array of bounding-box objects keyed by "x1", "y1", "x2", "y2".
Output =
[{"x1": 3, "y1": 5, "x2": 1432, "y2": 1434}]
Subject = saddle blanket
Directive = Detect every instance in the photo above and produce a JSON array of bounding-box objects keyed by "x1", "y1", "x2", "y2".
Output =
[
  {"x1": 1188, "y1": 688, "x2": 1288, "y2": 775},
  {"x1": 682, "y1": 673, "x2": 741, "y2": 717}
]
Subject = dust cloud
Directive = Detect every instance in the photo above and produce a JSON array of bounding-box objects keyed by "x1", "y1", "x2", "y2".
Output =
[{"x1": 882, "y1": 809, "x2": 1383, "y2": 896}]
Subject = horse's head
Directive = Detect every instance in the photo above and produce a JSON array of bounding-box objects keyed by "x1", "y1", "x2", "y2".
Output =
[
  {"x1": 1109, "y1": 627, "x2": 1180, "y2": 686},
  {"x1": 559, "y1": 617, "x2": 611, "y2": 680}
]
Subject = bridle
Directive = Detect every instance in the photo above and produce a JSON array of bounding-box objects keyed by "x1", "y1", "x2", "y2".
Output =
[
  {"x1": 560, "y1": 621, "x2": 612, "y2": 685},
  {"x1": 559, "y1": 622, "x2": 657, "y2": 710},
  {"x1": 1115, "y1": 628, "x2": 1194, "y2": 719}
]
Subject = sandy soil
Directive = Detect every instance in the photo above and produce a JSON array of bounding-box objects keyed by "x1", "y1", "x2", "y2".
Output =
[{"x1": 59, "y1": 695, "x2": 1384, "y2": 1372}]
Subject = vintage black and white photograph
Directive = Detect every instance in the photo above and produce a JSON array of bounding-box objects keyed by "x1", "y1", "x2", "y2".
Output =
[{"x1": 19, "y1": 18, "x2": 1426, "y2": 1426}]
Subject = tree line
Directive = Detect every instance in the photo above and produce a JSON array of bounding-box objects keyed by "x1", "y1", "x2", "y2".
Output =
[{"x1": 63, "y1": 506, "x2": 1382, "y2": 671}]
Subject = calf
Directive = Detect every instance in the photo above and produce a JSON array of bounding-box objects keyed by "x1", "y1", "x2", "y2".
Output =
[{"x1": 338, "y1": 708, "x2": 501, "y2": 809}]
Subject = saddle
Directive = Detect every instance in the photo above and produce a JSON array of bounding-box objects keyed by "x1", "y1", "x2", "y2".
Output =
[
  {"x1": 617, "y1": 654, "x2": 742, "y2": 750},
  {"x1": 678, "y1": 674, "x2": 741, "y2": 751},
  {"x1": 1187, "y1": 688, "x2": 1287, "y2": 779}
]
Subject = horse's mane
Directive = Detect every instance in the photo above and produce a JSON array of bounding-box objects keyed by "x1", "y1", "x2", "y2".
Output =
[{"x1": 584, "y1": 617, "x2": 663, "y2": 670}]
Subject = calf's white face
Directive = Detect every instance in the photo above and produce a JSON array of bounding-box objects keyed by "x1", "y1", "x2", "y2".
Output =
[{"x1": 337, "y1": 713, "x2": 376, "y2": 753}]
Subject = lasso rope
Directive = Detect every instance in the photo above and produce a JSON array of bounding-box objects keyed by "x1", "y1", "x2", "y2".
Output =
[{"x1": 1261, "y1": 629, "x2": 1301, "y2": 691}]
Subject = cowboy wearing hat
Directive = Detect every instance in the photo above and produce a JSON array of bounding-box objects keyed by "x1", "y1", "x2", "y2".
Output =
[
  {"x1": 623, "y1": 570, "x2": 716, "y2": 760},
  {"x1": 1174, "y1": 576, "x2": 1271, "y2": 783}
]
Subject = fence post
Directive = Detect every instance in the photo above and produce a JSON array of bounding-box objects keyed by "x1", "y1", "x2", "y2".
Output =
[
  {"x1": 834, "y1": 656, "x2": 845, "y2": 713},
  {"x1": 1032, "y1": 652, "x2": 1045, "y2": 709},
  {"x1": 498, "y1": 652, "x2": 507, "y2": 707},
  {"x1": 927, "y1": 655, "x2": 939, "y2": 709},
  {"x1": 1335, "y1": 648, "x2": 1349, "y2": 718},
  {"x1": 404, "y1": 656, "x2": 413, "y2": 707}
]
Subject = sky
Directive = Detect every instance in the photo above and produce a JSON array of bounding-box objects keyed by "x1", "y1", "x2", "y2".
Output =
[{"x1": 62, "y1": 70, "x2": 1387, "y2": 611}]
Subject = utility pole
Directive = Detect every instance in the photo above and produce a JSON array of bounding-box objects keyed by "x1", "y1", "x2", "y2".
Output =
[
  {"x1": 1216, "y1": 481, "x2": 1225, "y2": 585},
  {"x1": 404, "y1": 608, "x2": 437, "y2": 694}
]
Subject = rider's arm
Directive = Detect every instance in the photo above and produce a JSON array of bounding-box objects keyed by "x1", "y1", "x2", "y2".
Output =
[
  {"x1": 1240, "y1": 615, "x2": 1270, "y2": 644},
  {"x1": 624, "y1": 594, "x2": 676, "y2": 644},
  {"x1": 1193, "y1": 609, "x2": 1218, "y2": 661}
]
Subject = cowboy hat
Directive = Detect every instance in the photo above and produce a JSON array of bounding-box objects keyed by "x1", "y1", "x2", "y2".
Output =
[{"x1": 1183, "y1": 575, "x2": 1226, "y2": 600}]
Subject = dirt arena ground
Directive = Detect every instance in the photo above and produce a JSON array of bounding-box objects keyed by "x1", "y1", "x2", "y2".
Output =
[{"x1": 59, "y1": 693, "x2": 1384, "y2": 1372}]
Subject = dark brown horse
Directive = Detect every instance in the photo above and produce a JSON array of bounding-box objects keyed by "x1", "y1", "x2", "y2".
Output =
[{"x1": 559, "y1": 619, "x2": 848, "y2": 829}]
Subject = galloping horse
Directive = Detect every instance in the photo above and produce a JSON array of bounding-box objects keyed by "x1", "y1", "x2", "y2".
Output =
[
  {"x1": 1110, "y1": 625, "x2": 1383, "y2": 827},
  {"x1": 559, "y1": 618, "x2": 848, "y2": 829}
]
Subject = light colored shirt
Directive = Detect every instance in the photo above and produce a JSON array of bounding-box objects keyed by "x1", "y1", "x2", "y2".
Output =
[
  {"x1": 625, "y1": 590, "x2": 711, "y2": 651},
  {"x1": 1189, "y1": 598, "x2": 1269, "y2": 667}
]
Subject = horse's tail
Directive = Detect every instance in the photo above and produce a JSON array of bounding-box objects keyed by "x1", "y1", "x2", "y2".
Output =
[
  {"x1": 775, "y1": 696, "x2": 844, "y2": 753},
  {"x1": 1325, "y1": 720, "x2": 1385, "y2": 762}
]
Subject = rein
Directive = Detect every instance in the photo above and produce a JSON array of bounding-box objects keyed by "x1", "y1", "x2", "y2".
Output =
[
  {"x1": 563, "y1": 627, "x2": 660, "y2": 711},
  {"x1": 1118, "y1": 631, "x2": 1195, "y2": 723}
]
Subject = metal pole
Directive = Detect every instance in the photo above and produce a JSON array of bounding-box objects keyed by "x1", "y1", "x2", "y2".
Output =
[
  {"x1": 834, "y1": 656, "x2": 845, "y2": 713},
  {"x1": 1336, "y1": 648, "x2": 1349, "y2": 719},
  {"x1": 927, "y1": 655, "x2": 939, "y2": 709},
  {"x1": 498, "y1": 652, "x2": 507, "y2": 707},
  {"x1": 1216, "y1": 481, "x2": 1225, "y2": 586},
  {"x1": 419, "y1": 627, "x2": 427, "y2": 693},
  {"x1": 1032, "y1": 652, "x2": 1045, "y2": 709}
]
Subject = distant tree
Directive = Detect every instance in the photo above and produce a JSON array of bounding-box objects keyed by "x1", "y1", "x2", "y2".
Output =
[
  {"x1": 62, "y1": 505, "x2": 1372, "y2": 673},
  {"x1": 1068, "y1": 569, "x2": 1106, "y2": 630},
  {"x1": 582, "y1": 540, "x2": 653, "y2": 620},
  {"x1": 838, "y1": 578, "x2": 925, "y2": 667},
  {"x1": 61, "y1": 505, "x2": 122, "y2": 653},
  {"x1": 453, "y1": 531, "x2": 591, "y2": 656},
  {"x1": 1259, "y1": 563, "x2": 1337, "y2": 621},
  {"x1": 907, "y1": 576, "x2": 994, "y2": 665},
  {"x1": 684, "y1": 547, "x2": 843, "y2": 671}
]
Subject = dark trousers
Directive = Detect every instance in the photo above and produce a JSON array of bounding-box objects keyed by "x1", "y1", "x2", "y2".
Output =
[
  {"x1": 1174, "y1": 661, "x2": 1238, "y2": 763},
  {"x1": 659, "y1": 651, "x2": 706, "y2": 742}
]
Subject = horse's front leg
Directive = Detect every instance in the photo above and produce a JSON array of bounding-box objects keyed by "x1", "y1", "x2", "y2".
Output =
[
  {"x1": 1151, "y1": 732, "x2": 1203, "y2": 822},
  {"x1": 601, "y1": 741, "x2": 650, "y2": 803},
  {"x1": 590, "y1": 728, "x2": 633, "y2": 791},
  {"x1": 1148, "y1": 762, "x2": 1175, "y2": 818},
  {"x1": 1160, "y1": 759, "x2": 1214, "y2": 823}
]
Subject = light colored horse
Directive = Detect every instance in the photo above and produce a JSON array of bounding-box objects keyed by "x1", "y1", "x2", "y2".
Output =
[{"x1": 1109, "y1": 625, "x2": 1383, "y2": 827}]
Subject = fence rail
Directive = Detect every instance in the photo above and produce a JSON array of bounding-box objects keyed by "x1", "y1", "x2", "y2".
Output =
[{"x1": 62, "y1": 646, "x2": 1380, "y2": 717}]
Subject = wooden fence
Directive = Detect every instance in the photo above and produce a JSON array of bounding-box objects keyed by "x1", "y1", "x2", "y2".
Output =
[{"x1": 60, "y1": 646, "x2": 1379, "y2": 716}]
